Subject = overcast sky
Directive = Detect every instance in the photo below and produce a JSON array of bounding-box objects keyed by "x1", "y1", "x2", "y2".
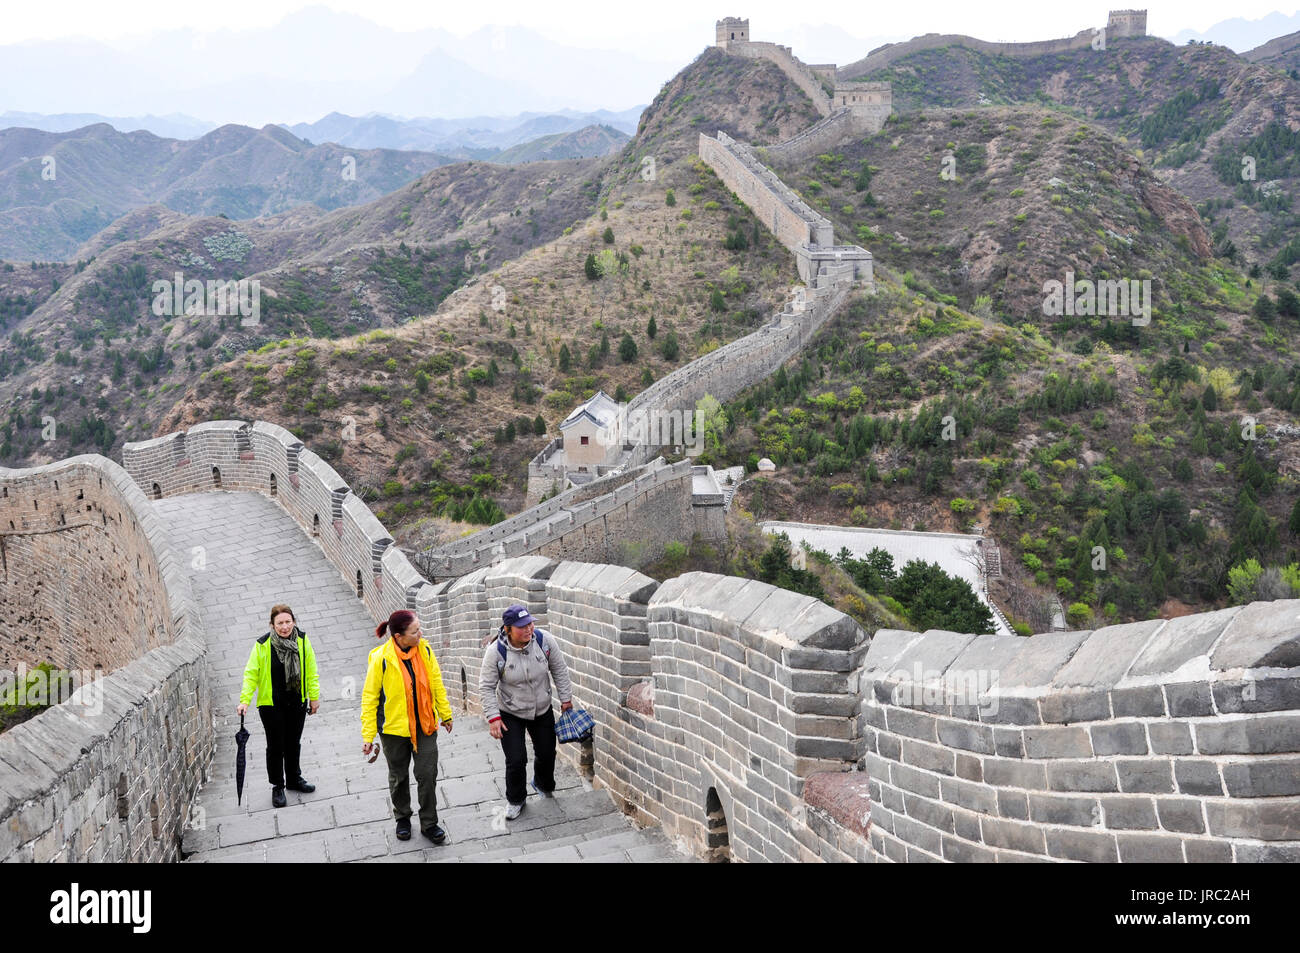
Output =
[
  {"x1": 5, "y1": 1, "x2": 1298, "y2": 57},
  {"x1": 4, "y1": 2, "x2": 1299, "y2": 124}
]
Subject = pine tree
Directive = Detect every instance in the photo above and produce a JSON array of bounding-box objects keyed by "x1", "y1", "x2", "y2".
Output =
[
  {"x1": 534, "y1": 414, "x2": 545, "y2": 435},
  {"x1": 558, "y1": 344, "x2": 571, "y2": 372},
  {"x1": 618, "y1": 332, "x2": 637, "y2": 362},
  {"x1": 647, "y1": 315, "x2": 657, "y2": 339}
]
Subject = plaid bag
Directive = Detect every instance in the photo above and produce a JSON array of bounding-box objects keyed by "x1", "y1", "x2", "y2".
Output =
[{"x1": 555, "y1": 706, "x2": 594, "y2": 743}]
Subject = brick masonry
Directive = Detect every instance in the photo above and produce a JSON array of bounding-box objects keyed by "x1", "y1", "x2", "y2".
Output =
[
  {"x1": 0, "y1": 455, "x2": 213, "y2": 862},
  {"x1": 858, "y1": 608, "x2": 1300, "y2": 862},
  {"x1": 14, "y1": 420, "x2": 1299, "y2": 863}
]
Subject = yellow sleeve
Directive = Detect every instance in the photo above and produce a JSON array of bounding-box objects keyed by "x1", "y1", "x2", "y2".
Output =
[
  {"x1": 426, "y1": 644, "x2": 454, "y2": 725},
  {"x1": 361, "y1": 648, "x2": 383, "y2": 744}
]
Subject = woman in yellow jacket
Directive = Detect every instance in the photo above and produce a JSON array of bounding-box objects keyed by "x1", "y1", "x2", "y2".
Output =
[{"x1": 362, "y1": 609, "x2": 452, "y2": 844}]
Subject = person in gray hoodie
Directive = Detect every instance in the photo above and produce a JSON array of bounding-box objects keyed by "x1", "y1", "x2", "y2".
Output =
[{"x1": 481, "y1": 603, "x2": 573, "y2": 819}]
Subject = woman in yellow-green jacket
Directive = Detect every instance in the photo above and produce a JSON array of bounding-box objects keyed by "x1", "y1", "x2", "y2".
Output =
[
  {"x1": 362, "y1": 609, "x2": 453, "y2": 844},
  {"x1": 238, "y1": 604, "x2": 321, "y2": 808}
]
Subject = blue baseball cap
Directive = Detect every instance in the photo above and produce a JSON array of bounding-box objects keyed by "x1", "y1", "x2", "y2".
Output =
[{"x1": 502, "y1": 604, "x2": 535, "y2": 628}]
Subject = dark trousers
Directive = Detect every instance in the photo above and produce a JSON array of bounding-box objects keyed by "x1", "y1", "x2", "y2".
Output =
[
  {"x1": 259, "y1": 701, "x2": 307, "y2": 787},
  {"x1": 500, "y1": 707, "x2": 556, "y2": 805},
  {"x1": 380, "y1": 731, "x2": 439, "y2": 831}
]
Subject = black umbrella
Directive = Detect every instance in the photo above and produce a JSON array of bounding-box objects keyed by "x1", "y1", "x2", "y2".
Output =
[{"x1": 235, "y1": 713, "x2": 250, "y2": 805}]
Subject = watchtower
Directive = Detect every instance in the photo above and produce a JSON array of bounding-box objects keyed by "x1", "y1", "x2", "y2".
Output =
[
  {"x1": 1106, "y1": 9, "x2": 1148, "y2": 37},
  {"x1": 716, "y1": 17, "x2": 750, "y2": 47}
]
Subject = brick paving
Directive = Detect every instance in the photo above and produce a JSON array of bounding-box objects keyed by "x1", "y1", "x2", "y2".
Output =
[{"x1": 156, "y1": 491, "x2": 686, "y2": 863}]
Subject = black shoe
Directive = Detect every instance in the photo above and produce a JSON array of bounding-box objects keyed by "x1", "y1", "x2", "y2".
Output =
[
  {"x1": 422, "y1": 825, "x2": 447, "y2": 845},
  {"x1": 272, "y1": 786, "x2": 287, "y2": 808},
  {"x1": 395, "y1": 818, "x2": 412, "y2": 841},
  {"x1": 287, "y1": 777, "x2": 315, "y2": 793}
]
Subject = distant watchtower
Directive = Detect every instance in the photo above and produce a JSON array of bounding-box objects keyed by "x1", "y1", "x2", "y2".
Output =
[
  {"x1": 716, "y1": 17, "x2": 750, "y2": 47},
  {"x1": 1106, "y1": 9, "x2": 1148, "y2": 37}
]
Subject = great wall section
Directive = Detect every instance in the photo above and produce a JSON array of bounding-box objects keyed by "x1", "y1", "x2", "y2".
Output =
[
  {"x1": 838, "y1": 9, "x2": 1149, "y2": 79},
  {"x1": 4, "y1": 10, "x2": 1299, "y2": 864}
]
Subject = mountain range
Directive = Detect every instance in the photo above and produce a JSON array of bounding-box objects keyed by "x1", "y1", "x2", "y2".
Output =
[{"x1": 5, "y1": 17, "x2": 1300, "y2": 627}]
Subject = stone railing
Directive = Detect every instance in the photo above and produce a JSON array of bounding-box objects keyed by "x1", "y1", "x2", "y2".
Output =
[
  {"x1": 0, "y1": 455, "x2": 213, "y2": 862},
  {"x1": 859, "y1": 606, "x2": 1300, "y2": 862}
]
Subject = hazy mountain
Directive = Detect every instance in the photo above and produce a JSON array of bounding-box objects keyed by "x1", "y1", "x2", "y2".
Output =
[
  {"x1": 1168, "y1": 12, "x2": 1300, "y2": 52},
  {"x1": 490, "y1": 124, "x2": 631, "y2": 163},
  {"x1": 0, "y1": 6, "x2": 669, "y2": 124},
  {"x1": 0, "y1": 123, "x2": 456, "y2": 260},
  {"x1": 1243, "y1": 29, "x2": 1300, "y2": 70},
  {"x1": 0, "y1": 111, "x2": 216, "y2": 140},
  {"x1": 283, "y1": 108, "x2": 644, "y2": 152}
]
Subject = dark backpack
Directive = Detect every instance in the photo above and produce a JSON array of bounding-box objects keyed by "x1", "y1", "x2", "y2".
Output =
[{"x1": 496, "y1": 628, "x2": 547, "y2": 676}]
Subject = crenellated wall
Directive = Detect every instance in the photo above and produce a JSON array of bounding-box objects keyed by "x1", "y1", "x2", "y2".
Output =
[
  {"x1": 398, "y1": 555, "x2": 876, "y2": 862},
  {"x1": 115, "y1": 420, "x2": 1300, "y2": 862},
  {"x1": 700, "y1": 130, "x2": 833, "y2": 253},
  {"x1": 124, "y1": 420, "x2": 422, "y2": 625},
  {"x1": 0, "y1": 456, "x2": 213, "y2": 862},
  {"x1": 699, "y1": 131, "x2": 873, "y2": 285}
]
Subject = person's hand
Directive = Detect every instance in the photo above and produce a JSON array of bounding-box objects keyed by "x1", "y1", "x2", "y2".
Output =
[
  {"x1": 561, "y1": 700, "x2": 573, "y2": 713},
  {"x1": 363, "y1": 742, "x2": 374, "y2": 757},
  {"x1": 488, "y1": 719, "x2": 506, "y2": 739},
  {"x1": 237, "y1": 702, "x2": 249, "y2": 716},
  {"x1": 309, "y1": 699, "x2": 320, "y2": 715},
  {"x1": 441, "y1": 721, "x2": 452, "y2": 734}
]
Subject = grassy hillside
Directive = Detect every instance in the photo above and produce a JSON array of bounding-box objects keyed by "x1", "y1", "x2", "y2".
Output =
[
  {"x1": 768, "y1": 108, "x2": 1214, "y2": 324},
  {"x1": 127, "y1": 49, "x2": 823, "y2": 549},
  {"x1": 848, "y1": 37, "x2": 1300, "y2": 271}
]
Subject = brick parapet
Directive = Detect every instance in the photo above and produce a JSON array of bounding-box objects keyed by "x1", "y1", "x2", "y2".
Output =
[{"x1": 0, "y1": 455, "x2": 213, "y2": 862}]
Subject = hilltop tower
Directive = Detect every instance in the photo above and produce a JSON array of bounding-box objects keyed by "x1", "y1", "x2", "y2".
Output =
[
  {"x1": 1106, "y1": 9, "x2": 1148, "y2": 37},
  {"x1": 716, "y1": 16, "x2": 749, "y2": 47},
  {"x1": 832, "y1": 81, "x2": 892, "y2": 131}
]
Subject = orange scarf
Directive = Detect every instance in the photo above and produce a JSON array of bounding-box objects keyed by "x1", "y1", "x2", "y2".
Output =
[{"x1": 392, "y1": 638, "x2": 436, "y2": 751}]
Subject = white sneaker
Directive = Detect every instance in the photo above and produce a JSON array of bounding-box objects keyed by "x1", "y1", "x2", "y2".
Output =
[{"x1": 505, "y1": 801, "x2": 525, "y2": 820}]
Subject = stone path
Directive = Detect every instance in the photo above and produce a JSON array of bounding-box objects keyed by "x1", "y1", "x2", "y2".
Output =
[{"x1": 156, "y1": 491, "x2": 686, "y2": 863}]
